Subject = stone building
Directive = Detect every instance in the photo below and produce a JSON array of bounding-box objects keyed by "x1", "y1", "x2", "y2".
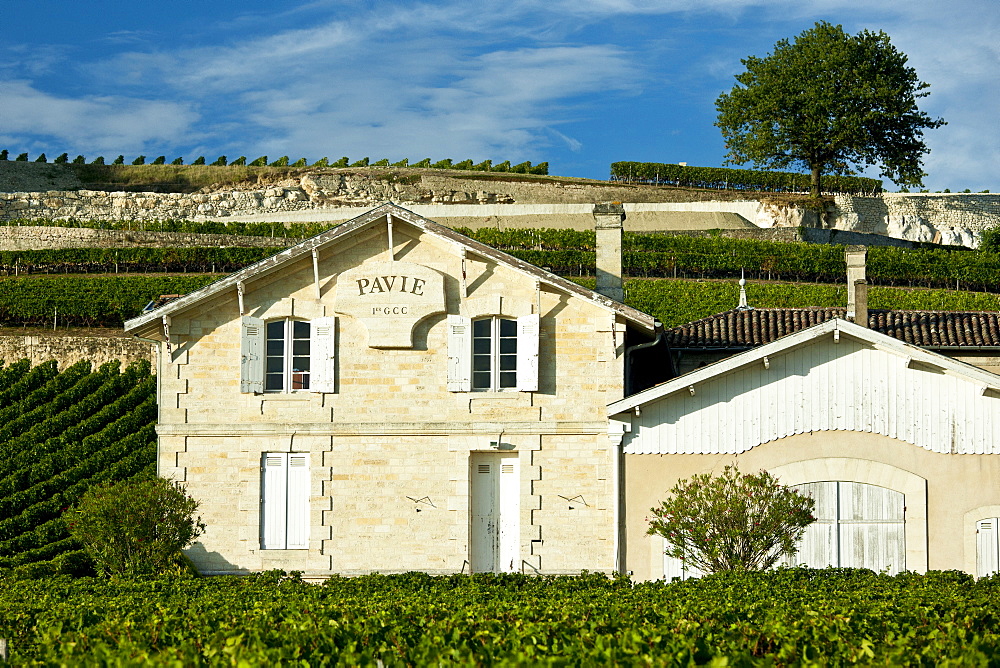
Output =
[
  {"x1": 612, "y1": 251, "x2": 1000, "y2": 581},
  {"x1": 124, "y1": 202, "x2": 663, "y2": 576}
]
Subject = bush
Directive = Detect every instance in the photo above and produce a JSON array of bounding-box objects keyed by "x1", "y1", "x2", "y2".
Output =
[
  {"x1": 112, "y1": 155, "x2": 125, "y2": 165},
  {"x1": 648, "y1": 465, "x2": 815, "y2": 573},
  {"x1": 72, "y1": 155, "x2": 86, "y2": 164},
  {"x1": 151, "y1": 156, "x2": 166, "y2": 164},
  {"x1": 291, "y1": 158, "x2": 307, "y2": 167},
  {"x1": 15, "y1": 153, "x2": 28, "y2": 161},
  {"x1": 65, "y1": 477, "x2": 205, "y2": 577},
  {"x1": 91, "y1": 156, "x2": 105, "y2": 165},
  {"x1": 131, "y1": 155, "x2": 146, "y2": 165},
  {"x1": 249, "y1": 156, "x2": 267, "y2": 167},
  {"x1": 191, "y1": 156, "x2": 206, "y2": 165},
  {"x1": 34, "y1": 153, "x2": 47, "y2": 163},
  {"x1": 350, "y1": 157, "x2": 370, "y2": 167},
  {"x1": 54, "y1": 153, "x2": 69, "y2": 164},
  {"x1": 0, "y1": 150, "x2": 7, "y2": 160},
  {"x1": 269, "y1": 156, "x2": 289, "y2": 167},
  {"x1": 231, "y1": 156, "x2": 247, "y2": 166},
  {"x1": 331, "y1": 157, "x2": 349, "y2": 167},
  {"x1": 171, "y1": 157, "x2": 184, "y2": 165},
  {"x1": 210, "y1": 156, "x2": 227, "y2": 166}
]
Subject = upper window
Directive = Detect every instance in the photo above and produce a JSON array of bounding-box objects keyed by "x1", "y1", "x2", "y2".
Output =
[
  {"x1": 447, "y1": 313, "x2": 539, "y2": 393},
  {"x1": 472, "y1": 317, "x2": 518, "y2": 391},
  {"x1": 265, "y1": 319, "x2": 310, "y2": 392},
  {"x1": 241, "y1": 316, "x2": 336, "y2": 394}
]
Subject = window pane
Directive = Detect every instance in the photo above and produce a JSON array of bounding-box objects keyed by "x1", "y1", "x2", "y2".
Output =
[
  {"x1": 292, "y1": 373, "x2": 309, "y2": 390},
  {"x1": 473, "y1": 355, "x2": 491, "y2": 372},
  {"x1": 265, "y1": 374, "x2": 283, "y2": 391},
  {"x1": 266, "y1": 340, "x2": 284, "y2": 356},
  {"x1": 292, "y1": 340, "x2": 310, "y2": 357},
  {"x1": 499, "y1": 371, "x2": 517, "y2": 388},
  {"x1": 473, "y1": 319, "x2": 491, "y2": 336},
  {"x1": 473, "y1": 372, "x2": 491, "y2": 389},
  {"x1": 499, "y1": 319, "x2": 517, "y2": 336},
  {"x1": 499, "y1": 354, "x2": 517, "y2": 371},
  {"x1": 266, "y1": 357, "x2": 285, "y2": 373},
  {"x1": 266, "y1": 321, "x2": 285, "y2": 338},
  {"x1": 499, "y1": 338, "x2": 517, "y2": 355},
  {"x1": 292, "y1": 357, "x2": 310, "y2": 373},
  {"x1": 473, "y1": 338, "x2": 491, "y2": 354},
  {"x1": 292, "y1": 320, "x2": 310, "y2": 338}
]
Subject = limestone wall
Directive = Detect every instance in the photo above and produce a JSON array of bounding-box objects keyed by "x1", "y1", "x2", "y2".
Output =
[
  {"x1": 0, "y1": 335, "x2": 154, "y2": 368},
  {"x1": 2, "y1": 170, "x2": 999, "y2": 248}
]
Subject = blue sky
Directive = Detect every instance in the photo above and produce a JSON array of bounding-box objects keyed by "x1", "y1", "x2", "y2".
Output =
[{"x1": 2, "y1": 0, "x2": 997, "y2": 192}]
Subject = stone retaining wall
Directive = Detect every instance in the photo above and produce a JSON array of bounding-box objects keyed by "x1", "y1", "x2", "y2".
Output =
[
  {"x1": 0, "y1": 336, "x2": 154, "y2": 369},
  {"x1": 0, "y1": 225, "x2": 293, "y2": 251},
  {"x1": 1, "y1": 170, "x2": 998, "y2": 248}
]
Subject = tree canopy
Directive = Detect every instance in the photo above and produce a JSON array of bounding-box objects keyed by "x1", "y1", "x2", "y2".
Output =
[{"x1": 715, "y1": 21, "x2": 945, "y2": 197}]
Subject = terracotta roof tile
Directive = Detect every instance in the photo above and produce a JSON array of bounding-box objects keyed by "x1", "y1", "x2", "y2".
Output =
[{"x1": 665, "y1": 308, "x2": 1000, "y2": 349}]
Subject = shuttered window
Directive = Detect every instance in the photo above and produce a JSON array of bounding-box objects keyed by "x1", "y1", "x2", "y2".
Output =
[
  {"x1": 448, "y1": 314, "x2": 539, "y2": 393},
  {"x1": 261, "y1": 452, "x2": 310, "y2": 550},
  {"x1": 241, "y1": 317, "x2": 336, "y2": 394}
]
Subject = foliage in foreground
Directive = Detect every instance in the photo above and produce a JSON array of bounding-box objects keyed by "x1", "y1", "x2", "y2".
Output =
[
  {"x1": 648, "y1": 466, "x2": 816, "y2": 573},
  {"x1": 0, "y1": 569, "x2": 997, "y2": 664},
  {"x1": 0, "y1": 359, "x2": 157, "y2": 577},
  {"x1": 66, "y1": 477, "x2": 204, "y2": 578}
]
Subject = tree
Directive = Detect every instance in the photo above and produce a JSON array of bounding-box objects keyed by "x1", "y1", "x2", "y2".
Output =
[
  {"x1": 715, "y1": 21, "x2": 945, "y2": 197},
  {"x1": 65, "y1": 477, "x2": 205, "y2": 577},
  {"x1": 647, "y1": 465, "x2": 815, "y2": 573}
]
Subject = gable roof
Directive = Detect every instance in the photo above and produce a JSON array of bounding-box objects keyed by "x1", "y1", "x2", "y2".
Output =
[
  {"x1": 124, "y1": 202, "x2": 655, "y2": 334},
  {"x1": 665, "y1": 307, "x2": 1000, "y2": 349},
  {"x1": 609, "y1": 317, "x2": 1000, "y2": 417}
]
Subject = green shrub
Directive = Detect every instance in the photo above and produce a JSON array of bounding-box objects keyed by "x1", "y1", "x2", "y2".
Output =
[
  {"x1": 350, "y1": 157, "x2": 369, "y2": 167},
  {"x1": 331, "y1": 156, "x2": 349, "y2": 167},
  {"x1": 453, "y1": 159, "x2": 474, "y2": 170},
  {"x1": 492, "y1": 160, "x2": 511, "y2": 172},
  {"x1": 191, "y1": 156, "x2": 206, "y2": 165},
  {"x1": 65, "y1": 477, "x2": 205, "y2": 578},
  {"x1": 248, "y1": 156, "x2": 267, "y2": 167},
  {"x1": 171, "y1": 157, "x2": 184, "y2": 165},
  {"x1": 231, "y1": 156, "x2": 247, "y2": 166},
  {"x1": 372, "y1": 158, "x2": 390, "y2": 167},
  {"x1": 412, "y1": 158, "x2": 431, "y2": 168},
  {"x1": 269, "y1": 156, "x2": 289, "y2": 167},
  {"x1": 72, "y1": 155, "x2": 85, "y2": 164},
  {"x1": 391, "y1": 158, "x2": 408, "y2": 167},
  {"x1": 432, "y1": 158, "x2": 453, "y2": 169},
  {"x1": 15, "y1": 153, "x2": 28, "y2": 161},
  {"x1": 131, "y1": 155, "x2": 146, "y2": 165},
  {"x1": 648, "y1": 465, "x2": 815, "y2": 573},
  {"x1": 0, "y1": 150, "x2": 7, "y2": 160},
  {"x1": 210, "y1": 156, "x2": 227, "y2": 166},
  {"x1": 112, "y1": 155, "x2": 125, "y2": 165},
  {"x1": 91, "y1": 156, "x2": 105, "y2": 165},
  {"x1": 34, "y1": 153, "x2": 47, "y2": 163},
  {"x1": 54, "y1": 153, "x2": 69, "y2": 164},
  {"x1": 291, "y1": 158, "x2": 307, "y2": 167},
  {"x1": 151, "y1": 156, "x2": 165, "y2": 165}
]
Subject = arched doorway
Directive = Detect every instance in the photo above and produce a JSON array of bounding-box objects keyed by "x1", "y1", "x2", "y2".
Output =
[{"x1": 786, "y1": 481, "x2": 905, "y2": 574}]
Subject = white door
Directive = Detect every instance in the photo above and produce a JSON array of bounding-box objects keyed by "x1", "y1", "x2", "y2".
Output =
[
  {"x1": 786, "y1": 481, "x2": 905, "y2": 574},
  {"x1": 977, "y1": 518, "x2": 1000, "y2": 578},
  {"x1": 470, "y1": 453, "x2": 519, "y2": 573}
]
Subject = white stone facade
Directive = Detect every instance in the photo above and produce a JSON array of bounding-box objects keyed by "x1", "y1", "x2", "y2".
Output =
[{"x1": 127, "y1": 204, "x2": 655, "y2": 577}]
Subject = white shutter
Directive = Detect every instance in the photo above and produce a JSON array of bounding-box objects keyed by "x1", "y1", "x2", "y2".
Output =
[
  {"x1": 663, "y1": 538, "x2": 703, "y2": 581},
  {"x1": 447, "y1": 314, "x2": 471, "y2": 392},
  {"x1": 285, "y1": 454, "x2": 310, "y2": 549},
  {"x1": 310, "y1": 317, "x2": 336, "y2": 394},
  {"x1": 516, "y1": 313, "x2": 539, "y2": 392},
  {"x1": 241, "y1": 316, "x2": 264, "y2": 394},
  {"x1": 977, "y1": 518, "x2": 1000, "y2": 578},
  {"x1": 261, "y1": 453, "x2": 288, "y2": 549}
]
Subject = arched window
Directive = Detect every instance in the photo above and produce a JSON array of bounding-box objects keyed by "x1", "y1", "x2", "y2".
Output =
[{"x1": 785, "y1": 481, "x2": 905, "y2": 574}]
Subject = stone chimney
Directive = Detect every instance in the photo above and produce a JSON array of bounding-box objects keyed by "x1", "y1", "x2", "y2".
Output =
[
  {"x1": 845, "y1": 245, "x2": 867, "y2": 325},
  {"x1": 594, "y1": 202, "x2": 625, "y2": 302}
]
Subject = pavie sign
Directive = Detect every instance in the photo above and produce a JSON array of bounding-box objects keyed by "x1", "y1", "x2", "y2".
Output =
[{"x1": 336, "y1": 260, "x2": 446, "y2": 348}]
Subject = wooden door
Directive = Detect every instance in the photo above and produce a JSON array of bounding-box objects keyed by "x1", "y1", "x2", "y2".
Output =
[{"x1": 470, "y1": 453, "x2": 519, "y2": 572}]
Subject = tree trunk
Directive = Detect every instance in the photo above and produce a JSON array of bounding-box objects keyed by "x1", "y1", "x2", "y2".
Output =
[{"x1": 810, "y1": 164, "x2": 822, "y2": 198}]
